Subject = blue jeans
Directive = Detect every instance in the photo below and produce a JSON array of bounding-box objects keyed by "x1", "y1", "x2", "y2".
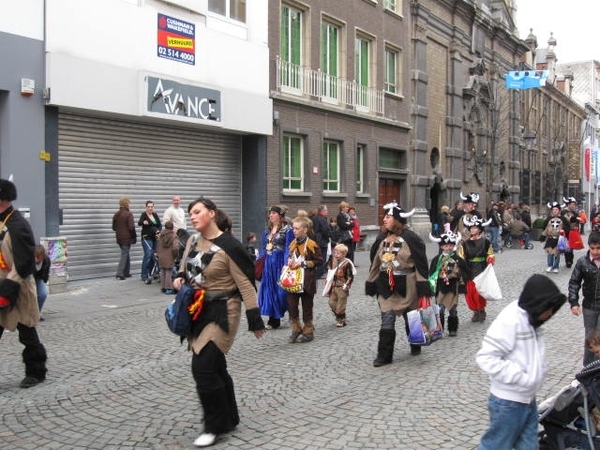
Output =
[
  {"x1": 478, "y1": 394, "x2": 538, "y2": 450},
  {"x1": 488, "y1": 227, "x2": 500, "y2": 252},
  {"x1": 36, "y1": 278, "x2": 48, "y2": 312},
  {"x1": 141, "y1": 238, "x2": 156, "y2": 279},
  {"x1": 547, "y1": 252, "x2": 560, "y2": 270}
]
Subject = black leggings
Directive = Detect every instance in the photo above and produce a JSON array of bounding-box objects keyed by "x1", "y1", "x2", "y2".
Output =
[{"x1": 191, "y1": 341, "x2": 239, "y2": 434}]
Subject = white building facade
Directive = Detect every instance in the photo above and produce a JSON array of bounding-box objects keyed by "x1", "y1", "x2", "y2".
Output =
[{"x1": 39, "y1": 0, "x2": 272, "y2": 279}]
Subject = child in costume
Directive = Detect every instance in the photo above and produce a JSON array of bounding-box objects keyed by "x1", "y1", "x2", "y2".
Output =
[
  {"x1": 324, "y1": 243, "x2": 356, "y2": 327},
  {"x1": 428, "y1": 231, "x2": 467, "y2": 336},
  {"x1": 457, "y1": 215, "x2": 494, "y2": 322}
]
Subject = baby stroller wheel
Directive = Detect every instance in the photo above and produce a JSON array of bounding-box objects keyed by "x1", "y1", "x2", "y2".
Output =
[
  {"x1": 526, "y1": 243, "x2": 534, "y2": 250},
  {"x1": 504, "y1": 238, "x2": 513, "y2": 248}
]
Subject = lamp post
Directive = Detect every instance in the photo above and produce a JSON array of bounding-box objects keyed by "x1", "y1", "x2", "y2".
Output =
[{"x1": 523, "y1": 131, "x2": 536, "y2": 206}]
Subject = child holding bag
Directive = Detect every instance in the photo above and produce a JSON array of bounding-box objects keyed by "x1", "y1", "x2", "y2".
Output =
[{"x1": 323, "y1": 244, "x2": 356, "y2": 327}]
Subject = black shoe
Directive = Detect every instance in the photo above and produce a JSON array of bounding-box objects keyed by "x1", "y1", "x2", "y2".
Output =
[
  {"x1": 566, "y1": 263, "x2": 572, "y2": 268},
  {"x1": 125, "y1": 274, "x2": 132, "y2": 278},
  {"x1": 410, "y1": 345, "x2": 422, "y2": 356},
  {"x1": 20, "y1": 376, "x2": 44, "y2": 388},
  {"x1": 144, "y1": 278, "x2": 152, "y2": 285},
  {"x1": 116, "y1": 276, "x2": 125, "y2": 280},
  {"x1": 373, "y1": 358, "x2": 391, "y2": 367}
]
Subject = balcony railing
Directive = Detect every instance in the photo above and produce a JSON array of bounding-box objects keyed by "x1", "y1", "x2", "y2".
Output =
[{"x1": 276, "y1": 58, "x2": 384, "y2": 115}]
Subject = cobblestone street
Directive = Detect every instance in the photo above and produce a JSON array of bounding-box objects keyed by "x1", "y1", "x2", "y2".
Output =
[{"x1": 0, "y1": 243, "x2": 587, "y2": 449}]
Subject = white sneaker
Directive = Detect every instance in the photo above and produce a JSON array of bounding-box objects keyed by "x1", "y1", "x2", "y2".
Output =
[
  {"x1": 193, "y1": 433, "x2": 217, "y2": 447},
  {"x1": 545, "y1": 267, "x2": 552, "y2": 272},
  {"x1": 552, "y1": 268, "x2": 559, "y2": 273}
]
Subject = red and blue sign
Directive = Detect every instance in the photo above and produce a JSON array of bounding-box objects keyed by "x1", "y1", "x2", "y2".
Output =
[{"x1": 157, "y1": 13, "x2": 195, "y2": 66}]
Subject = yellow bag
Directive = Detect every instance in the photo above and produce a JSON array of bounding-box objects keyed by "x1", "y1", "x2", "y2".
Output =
[{"x1": 278, "y1": 265, "x2": 304, "y2": 294}]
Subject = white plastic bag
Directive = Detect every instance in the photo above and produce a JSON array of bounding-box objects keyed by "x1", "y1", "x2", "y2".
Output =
[
  {"x1": 321, "y1": 268, "x2": 335, "y2": 297},
  {"x1": 473, "y1": 264, "x2": 502, "y2": 301}
]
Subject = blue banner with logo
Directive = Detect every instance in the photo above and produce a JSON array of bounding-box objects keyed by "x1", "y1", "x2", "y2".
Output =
[{"x1": 505, "y1": 70, "x2": 548, "y2": 90}]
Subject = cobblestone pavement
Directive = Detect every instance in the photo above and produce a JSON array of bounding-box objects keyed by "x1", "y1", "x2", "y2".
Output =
[{"x1": 0, "y1": 242, "x2": 587, "y2": 449}]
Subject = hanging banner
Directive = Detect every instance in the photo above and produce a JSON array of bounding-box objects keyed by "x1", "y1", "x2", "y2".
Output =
[{"x1": 505, "y1": 70, "x2": 548, "y2": 90}]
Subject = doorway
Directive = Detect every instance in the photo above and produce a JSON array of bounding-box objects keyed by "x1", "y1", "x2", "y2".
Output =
[{"x1": 378, "y1": 178, "x2": 403, "y2": 225}]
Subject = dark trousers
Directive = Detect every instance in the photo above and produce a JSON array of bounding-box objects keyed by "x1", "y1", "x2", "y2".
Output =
[
  {"x1": 287, "y1": 292, "x2": 314, "y2": 324},
  {"x1": 0, "y1": 323, "x2": 47, "y2": 380},
  {"x1": 117, "y1": 244, "x2": 131, "y2": 277},
  {"x1": 191, "y1": 341, "x2": 239, "y2": 434}
]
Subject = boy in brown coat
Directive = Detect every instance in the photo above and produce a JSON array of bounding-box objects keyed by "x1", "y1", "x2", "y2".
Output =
[{"x1": 157, "y1": 221, "x2": 179, "y2": 294}]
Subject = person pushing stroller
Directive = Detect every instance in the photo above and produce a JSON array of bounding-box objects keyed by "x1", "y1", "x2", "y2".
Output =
[{"x1": 476, "y1": 274, "x2": 566, "y2": 450}]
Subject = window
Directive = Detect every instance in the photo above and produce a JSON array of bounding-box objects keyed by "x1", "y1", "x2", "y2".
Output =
[
  {"x1": 355, "y1": 36, "x2": 371, "y2": 106},
  {"x1": 281, "y1": 4, "x2": 303, "y2": 89},
  {"x1": 384, "y1": 0, "x2": 398, "y2": 13},
  {"x1": 379, "y1": 148, "x2": 407, "y2": 170},
  {"x1": 356, "y1": 144, "x2": 365, "y2": 193},
  {"x1": 384, "y1": 46, "x2": 399, "y2": 94},
  {"x1": 208, "y1": 0, "x2": 246, "y2": 23},
  {"x1": 283, "y1": 135, "x2": 304, "y2": 191},
  {"x1": 322, "y1": 141, "x2": 340, "y2": 192},
  {"x1": 321, "y1": 21, "x2": 339, "y2": 99}
]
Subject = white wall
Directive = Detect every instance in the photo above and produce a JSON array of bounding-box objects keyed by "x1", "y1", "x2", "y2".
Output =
[
  {"x1": 0, "y1": 0, "x2": 44, "y2": 40},
  {"x1": 45, "y1": 0, "x2": 272, "y2": 134}
]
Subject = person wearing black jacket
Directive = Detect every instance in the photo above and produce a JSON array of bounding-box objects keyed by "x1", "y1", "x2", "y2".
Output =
[
  {"x1": 312, "y1": 205, "x2": 330, "y2": 279},
  {"x1": 34, "y1": 244, "x2": 51, "y2": 315},
  {"x1": 138, "y1": 200, "x2": 162, "y2": 284},
  {"x1": 568, "y1": 231, "x2": 600, "y2": 366},
  {"x1": 366, "y1": 201, "x2": 432, "y2": 367},
  {"x1": 0, "y1": 178, "x2": 48, "y2": 388}
]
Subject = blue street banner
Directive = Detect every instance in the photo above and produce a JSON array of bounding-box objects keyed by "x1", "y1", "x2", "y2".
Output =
[{"x1": 505, "y1": 70, "x2": 548, "y2": 90}]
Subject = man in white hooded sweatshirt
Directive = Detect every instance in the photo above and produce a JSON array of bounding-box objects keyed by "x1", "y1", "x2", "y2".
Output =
[{"x1": 476, "y1": 274, "x2": 566, "y2": 450}]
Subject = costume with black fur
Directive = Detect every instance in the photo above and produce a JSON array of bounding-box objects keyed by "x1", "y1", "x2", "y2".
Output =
[
  {"x1": 0, "y1": 200, "x2": 48, "y2": 387},
  {"x1": 366, "y1": 226, "x2": 432, "y2": 366},
  {"x1": 178, "y1": 231, "x2": 264, "y2": 436}
]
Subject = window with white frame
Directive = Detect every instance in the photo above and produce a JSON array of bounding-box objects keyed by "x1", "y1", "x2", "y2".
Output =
[
  {"x1": 281, "y1": 4, "x2": 303, "y2": 89},
  {"x1": 321, "y1": 21, "x2": 339, "y2": 99},
  {"x1": 283, "y1": 134, "x2": 304, "y2": 191},
  {"x1": 208, "y1": 0, "x2": 246, "y2": 23},
  {"x1": 356, "y1": 144, "x2": 365, "y2": 193},
  {"x1": 322, "y1": 141, "x2": 340, "y2": 192},
  {"x1": 384, "y1": 45, "x2": 401, "y2": 95},
  {"x1": 355, "y1": 35, "x2": 371, "y2": 106},
  {"x1": 384, "y1": 0, "x2": 399, "y2": 13}
]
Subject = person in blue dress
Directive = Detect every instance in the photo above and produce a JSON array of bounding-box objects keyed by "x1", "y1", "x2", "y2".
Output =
[{"x1": 257, "y1": 205, "x2": 294, "y2": 329}]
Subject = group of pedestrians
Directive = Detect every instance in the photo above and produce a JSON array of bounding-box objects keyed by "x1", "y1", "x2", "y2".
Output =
[
  {"x1": 112, "y1": 195, "x2": 186, "y2": 294},
  {"x1": 16, "y1": 189, "x2": 600, "y2": 449},
  {"x1": 255, "y1": 202, "x2": 361, "y2": 336}
]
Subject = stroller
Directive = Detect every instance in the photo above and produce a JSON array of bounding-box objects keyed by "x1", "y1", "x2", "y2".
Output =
[
  {"x1": 539, "y1": 360, "x2": 600, "y2": 449},
  {"x1": 142, "y1": 239, "x2": 160, "y2": 283},
  {"x1": 502, "y1": 219, "x2": 534, "y2": 249},
  {"x1": 173, "y1": 229, "x2": 191, "y2": 276}
]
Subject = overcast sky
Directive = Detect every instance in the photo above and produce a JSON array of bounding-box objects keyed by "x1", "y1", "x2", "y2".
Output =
[{"x1": 516, "y1": 0, "x2": 600, "y2": 64}]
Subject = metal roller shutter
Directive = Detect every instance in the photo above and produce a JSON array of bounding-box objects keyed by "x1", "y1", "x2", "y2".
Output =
[{"x1": 58, "y1": 112, "x2": 242, "y2": 281}]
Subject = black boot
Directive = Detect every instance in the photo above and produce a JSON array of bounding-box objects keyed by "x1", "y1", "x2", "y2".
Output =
[
  {"x1": 373, "y1": 329, "x2": 395, "y2": 367},
  {"x1": 439, "y1": 312, "x2": 445, "y2": 331},
  {"x1": 448, "y1": 316, "x2": 459, "y2": 337},
  {"x1": 21, "y1": 343, "x2": 47, "y2": 388},
  {"x1": 267, "y1": 317, "x2": 281, "y2": 329}
]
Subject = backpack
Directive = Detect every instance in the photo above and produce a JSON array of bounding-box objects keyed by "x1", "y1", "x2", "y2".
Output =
[{"x1": 165, "y1": 283, "x2": 195, "y2": 337}]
